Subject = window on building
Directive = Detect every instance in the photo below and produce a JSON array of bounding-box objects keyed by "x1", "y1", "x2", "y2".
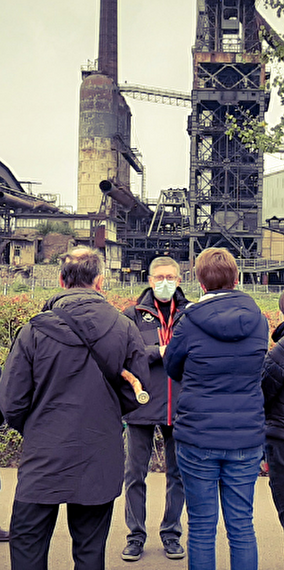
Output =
[
  {"x1": 16, "y1": 218, "x2": 40, "y2": 228},
  {"x1": 74, "y1": 220, "x2": 90, "y2": 229}
]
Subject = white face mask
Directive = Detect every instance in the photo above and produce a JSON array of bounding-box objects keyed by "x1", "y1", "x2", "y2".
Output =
[{"x1": 154, "y1": 279, "x2": 177, "y2": 302}]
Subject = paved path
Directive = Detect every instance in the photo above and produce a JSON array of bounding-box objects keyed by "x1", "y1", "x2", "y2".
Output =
[{"x1": 0, "y1": 469, "x2": 283, "y2": 569}]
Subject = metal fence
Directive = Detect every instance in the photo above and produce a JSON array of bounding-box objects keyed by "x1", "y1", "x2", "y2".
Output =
[
  {"x1": 0, "y1": 277, "x2": 60, "y2": 296},
  {"x1": 0, "y1": 277, "x2": 284, "y2": 298},
  {"x1": 236, "y1": 259, "x2": 284, "y2": 272}
]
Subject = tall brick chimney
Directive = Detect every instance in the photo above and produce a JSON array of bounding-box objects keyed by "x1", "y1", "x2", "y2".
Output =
[
  {"x1": 77, "y1": 0, "x2": 131, "y2": 214},
  {"x1": 98, "y1": 0, "x2": 118, "y2": 84}
]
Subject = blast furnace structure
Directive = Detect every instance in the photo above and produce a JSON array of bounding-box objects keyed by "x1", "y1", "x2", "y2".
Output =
[
  {"x1": 77, "y1": 0, "x2": 143, "y2": 215},
  {"x1": 187, "y1": 0, "x2": 270, "y2": 262}
]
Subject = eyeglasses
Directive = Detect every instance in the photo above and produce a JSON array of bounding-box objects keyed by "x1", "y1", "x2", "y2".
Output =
[{"x1": 150, "y1": 274, "x2": 178, "y2": 283}]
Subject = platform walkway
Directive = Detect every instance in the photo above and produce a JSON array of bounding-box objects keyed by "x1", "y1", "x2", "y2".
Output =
[{"x1": 0, "y1": 469, "x2": 283, "y2": 569}]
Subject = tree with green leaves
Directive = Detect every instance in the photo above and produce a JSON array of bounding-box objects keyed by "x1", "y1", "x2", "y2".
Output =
[{"x1": 226, "y1": 0, "x2": 284, "y2": 153}]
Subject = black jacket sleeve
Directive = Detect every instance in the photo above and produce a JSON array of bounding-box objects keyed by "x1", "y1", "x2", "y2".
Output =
[
  {"x1": 124, "y1": 305, "x2": 161, "y2": 365},
  {"x1": 262, "y1": 338, "x2": 284, "y2": 406},
  {"x1": 0, "y1": 324, "x2": 34, "y2": 434},
  {"x1": 0, "y1": 365, "x2": 3, "y2": 425}
]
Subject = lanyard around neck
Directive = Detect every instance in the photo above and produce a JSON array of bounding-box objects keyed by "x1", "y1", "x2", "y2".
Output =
[{"x1": 154, "y1": 297, "x2": 176, "y2": 345}]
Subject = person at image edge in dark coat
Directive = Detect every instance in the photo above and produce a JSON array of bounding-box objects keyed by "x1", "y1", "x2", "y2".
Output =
[
  {"x1": 0, "y1": 247, "x2": 150, "y2": 570},
  {"x1": 262, "y1": 290, "x2": 284, "y2": 532},
  {"x1": 0, "y1": 383, "x2": 9, "y2": 542}
]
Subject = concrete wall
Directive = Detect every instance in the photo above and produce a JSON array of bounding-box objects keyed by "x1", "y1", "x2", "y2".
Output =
[
  {"x1": 41, "y1": 234, "x2": 75, "y2": 262},
  {"x1": 263, "y1": 169, "x2": 284, "y2": 222},
  {"x1": 10, "y1": 240, "x2": 35, "y2": 266},
  {"x1": 262, "y1": 228, "x2": 284, "y2": 261}
]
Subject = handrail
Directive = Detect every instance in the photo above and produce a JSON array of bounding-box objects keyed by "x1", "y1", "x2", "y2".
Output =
[
  {"x1": 236, "y1": 259, "x2": 284, "y2": 271},
  {"x1": 118, "y1": 83, "x2": 191, "y2": 108}
]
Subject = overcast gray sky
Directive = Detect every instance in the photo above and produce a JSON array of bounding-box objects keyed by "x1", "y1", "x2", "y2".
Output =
[{"x1": 0, "y1": 0, "x2": 283, "y2": 210}]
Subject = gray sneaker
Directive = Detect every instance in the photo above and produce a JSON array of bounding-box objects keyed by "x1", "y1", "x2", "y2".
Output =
[
  {"x1": 121, "y1": 540, "x2": 144, "y2": 561},
  {"x1": 163, "y1": 538, "x2": 185, "y2": 559}
]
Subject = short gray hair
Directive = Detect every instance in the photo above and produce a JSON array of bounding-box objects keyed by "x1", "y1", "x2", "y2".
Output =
[
  {"x1": 148, "y1": 256, "x2": 180, "y2": 277},
  {"x1": 60, "y1": 247, "x2": 105, "y2": 288}
]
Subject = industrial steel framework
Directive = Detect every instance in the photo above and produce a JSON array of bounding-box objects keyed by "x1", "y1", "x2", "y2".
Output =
[
  {"x1": 188, "y1": 0, "x2": 270, "y2": 261},
  {"x1": 95, "y1": 187, "x2": 191, "y2": 272},
  {"x1": 115, "y1": 0, "x2": 274, "y2": 272},
  {"x1": 124, "y1": 188, "x2": 191, "y2": 267}
]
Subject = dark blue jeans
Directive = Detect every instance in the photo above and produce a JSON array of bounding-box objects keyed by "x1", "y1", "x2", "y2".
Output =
[
  {"x1": 176, "y1": 442, "x2": 263, "y2": 570},
  {"x1": 266, "y1": 437, "x2": 284, "y2": 528},
  {"x1": 124, "y1": 424, "x2": 184, "y2": 544}
]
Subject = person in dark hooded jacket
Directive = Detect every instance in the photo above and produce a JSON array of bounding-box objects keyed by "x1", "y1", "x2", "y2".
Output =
[
  {"x1": 0, "y1": 382, "x2": 9, "y2": 542},
  {"x1": 165, "y1": 247, "x2": 268, "y2": 570},
  {"x1": 262, "y1": 290, "x2": 284, "y2": 531},
  {"x1": 0, "y1": 247, "x2": 150, "y2": 570},
  {"x1": 121, "y1": 256, "x2": 189, "y2": 562}
]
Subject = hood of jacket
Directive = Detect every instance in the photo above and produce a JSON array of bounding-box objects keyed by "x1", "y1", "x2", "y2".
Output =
[
  {"x1": 272, "y1": 321, "x2": 284, "y2": 343},
  {"x1": 30, "y1": 288, "x2": 119, "y2": 347},
  {"x1": 185, "y1": 289, "x2": 262, "y2": 342}
]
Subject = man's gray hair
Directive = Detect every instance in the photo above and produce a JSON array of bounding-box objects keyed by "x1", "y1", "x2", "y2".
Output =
[
  {"x1": 148, "y1": 256, "x2": 180, "y2": 277},
  {"x1": 60, "y1": 246, "x2": 105, "y2": 288}
]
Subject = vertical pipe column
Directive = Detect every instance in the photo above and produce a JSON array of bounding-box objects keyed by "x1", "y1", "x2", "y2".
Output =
[{"x1": 98, "y1": 0, "x2": 118, "y2": 83}]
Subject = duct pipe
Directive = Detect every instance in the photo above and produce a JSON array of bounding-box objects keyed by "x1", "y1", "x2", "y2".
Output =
[
  {"x1": 0, "y1": 191, "x2": 59, "y2": 213},
  {"x1": 99, "y1": 180, "x2": 151, "y2": 216}
]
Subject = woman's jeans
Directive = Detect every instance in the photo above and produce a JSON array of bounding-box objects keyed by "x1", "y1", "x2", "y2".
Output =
[{"x1": 176, "y1": 442, "x2": 263, "y2": 570}]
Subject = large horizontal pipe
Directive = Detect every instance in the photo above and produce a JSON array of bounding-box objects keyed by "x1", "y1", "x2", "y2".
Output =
[
  {"x1": 0, "y1": 191, "x2": 59, "y2": 213},
  {"x1": 99, "y1": 180, "x2": 151, "y2": 216},
  {"x1": 99, "y1": 180, "x2": 137, "y2": 210}
]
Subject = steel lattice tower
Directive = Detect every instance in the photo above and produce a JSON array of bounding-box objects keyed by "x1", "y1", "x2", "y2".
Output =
[{"x1": 188, "y1": 0, "x2": 270, "y2": 261}]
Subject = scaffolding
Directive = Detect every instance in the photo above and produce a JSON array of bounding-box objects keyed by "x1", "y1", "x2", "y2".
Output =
[{"x1": 188, "y1": 0, "x2": 270, "y2": 261}]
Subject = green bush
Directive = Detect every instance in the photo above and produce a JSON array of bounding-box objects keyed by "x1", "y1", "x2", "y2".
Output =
[
  {"x1": 123, "y1": 425, "x2": 166, "y2": 473},
  {"x1": 0, "y1": 424, "x2": 23, "y2": 467},
  {"x1": 36, "y1": 221, "x2": 77, "y2": 237},
  {"x1": 149, "y1": 426, "x2": 166, "y2": 472},
  {"x1": 0, "y1": 289, "x2": 281, "y2": 470},
  {"x1": 10, "y1": 283, "x2": 30, "y2": 293},
  {"x1": 0, "y1": 294, "x2": 43, "y2": 366}
]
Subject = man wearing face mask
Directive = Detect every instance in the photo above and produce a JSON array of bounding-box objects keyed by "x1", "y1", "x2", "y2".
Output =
[{"x1": 121, "y1": 257, "x2": 190, "y2": 562}]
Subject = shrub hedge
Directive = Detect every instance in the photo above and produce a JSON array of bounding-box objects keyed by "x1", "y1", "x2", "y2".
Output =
[{"x1": 0, "y1": 290, "x2": 281, "y2": 469}]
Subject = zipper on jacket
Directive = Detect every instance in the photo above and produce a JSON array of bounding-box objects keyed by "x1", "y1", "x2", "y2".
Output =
[
  {"x1": 167, "y1": 377, "x2": 172, "y2": 426},
  {"x1": 158, "y1": 327, "x2": 172, "y2": 426}
]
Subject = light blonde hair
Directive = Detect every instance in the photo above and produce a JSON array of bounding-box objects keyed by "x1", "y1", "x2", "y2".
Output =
[
  {"x1": 279, "y1": 291, "x2": 284, "y2": 314},
  {"x1": 148, "y1": 256, "x2": 180, "y2": 277},
  {"x1": 195, "y1": 247, "x2": 238, "y2": 291}
]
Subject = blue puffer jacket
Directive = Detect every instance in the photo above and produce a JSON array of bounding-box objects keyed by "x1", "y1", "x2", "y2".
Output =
[{"x1": 165, "y1": 290, "x2": 269, "y2": 450}]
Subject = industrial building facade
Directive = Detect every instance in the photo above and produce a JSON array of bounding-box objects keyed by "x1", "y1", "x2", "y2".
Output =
[{"x1": 1, "y1": 0, "x2": 284, "y2": 286}]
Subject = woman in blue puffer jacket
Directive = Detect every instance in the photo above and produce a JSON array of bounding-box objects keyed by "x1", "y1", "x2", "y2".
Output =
[{"x1": 165, "y1": 247, "x2": 269, "y2": 570}]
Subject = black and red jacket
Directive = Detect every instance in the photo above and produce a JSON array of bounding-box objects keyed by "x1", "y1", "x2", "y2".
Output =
[{"x1": 123, "y1": 286, "x2": 189, "y2": 426}]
